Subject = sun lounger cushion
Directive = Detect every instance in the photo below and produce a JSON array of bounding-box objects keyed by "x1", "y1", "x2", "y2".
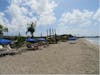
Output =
[{"x1": 0, "y1": 45, "x2": 3, "y2": 49}]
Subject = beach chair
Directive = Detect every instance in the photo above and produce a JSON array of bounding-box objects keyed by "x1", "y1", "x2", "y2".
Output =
[
  {"x1": 0, "y1": 45, "x2": 5, "y2": 51},
  {"x1": 38, "y1": 42, "x2": 44, "y2": 49},
  {"x1": 0, "y1": 39, "x2": 21, "y2": 56},
  {"x1": 37, "y1": 38, "x2": 49, "y2": 49},
  {"x1": 6, "y1": 45, "x2": 20, "y2": 54},
  {"x1": 0, "y1": 45, "x2": 19, "y2": 56},
  {"x1": 25, "y1": 38, "x2": 39, "y2": 50},
  {"x1": 41, "y1": 41, "x2": 49, "y2": 47},
  {"x1": 0, "y1": 45, "x2": 7, "y2": 56},
  {"x1": 0, "y1": 47, "x2": 8, "y2": 56},
  {"x1": 26, "y1": 43, "x2": 39, "y2": 50}
]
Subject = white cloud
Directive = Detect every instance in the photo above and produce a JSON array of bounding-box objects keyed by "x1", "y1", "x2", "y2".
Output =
[
  {"x1": 0, "y1": 12, "x2": 4, "y2": 24},
  {"x1": 93, "y1": 8, "x2": 100, "y2": 22},
  {"x1": 57, "y1": 8, "x2": 100, "y2": 36},
  {"x1": 0, "y1": 0, "x2": 57, "y2": 36},
  {"x1": 59, "y1": 9, "x2": 94, "y2": 26},
  {"x1": 38, "y1": 13, "x2": 56, "y2": 25},
  {"x1": 8, "y1": 0, "x2": 57, "y2": 25},
  {"x1": 0, "y1": 12, "x2": 9, "y2": 26}
]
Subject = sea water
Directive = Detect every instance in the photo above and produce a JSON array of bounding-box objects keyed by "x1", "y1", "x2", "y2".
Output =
[{"x1": 86, "y1": 38, "x2": 100, "y2": 45}]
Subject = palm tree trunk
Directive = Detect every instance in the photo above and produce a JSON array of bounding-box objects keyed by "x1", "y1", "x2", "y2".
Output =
[{"x1": 31, "y1": 32, "x2": 34, "y2": 38}]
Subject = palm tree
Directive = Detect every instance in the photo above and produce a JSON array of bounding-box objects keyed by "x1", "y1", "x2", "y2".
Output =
[
  {"x1": 0, "y1": 24, "x2": 8, "y2": 37},
  {"x1": 26, "y1": 21, "x2": 36, "y2": 38},
  {"x1": 0, "y1": 25, "x2": 3, "y2": 36}
]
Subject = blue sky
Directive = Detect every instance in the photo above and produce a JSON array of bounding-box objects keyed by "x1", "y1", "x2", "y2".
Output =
[
  {"x1": 0, "y1": 0, "x2": 99, "y2": 36},
  {"x1": 55, "y1": 0, "x2": 99, "y2": 18}
]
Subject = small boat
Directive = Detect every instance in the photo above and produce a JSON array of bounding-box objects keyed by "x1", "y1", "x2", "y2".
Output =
[
  {"x1": 68, "y1": 36, "x2": 77, "y2": 40},
  {"x1": 68, "y1": 36, "x2": 78, "y2": 44}
]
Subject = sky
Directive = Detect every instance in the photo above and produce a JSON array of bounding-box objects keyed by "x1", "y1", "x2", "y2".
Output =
[{"x1": 0, "y1": 0, "x2": 100, "y2": 36}]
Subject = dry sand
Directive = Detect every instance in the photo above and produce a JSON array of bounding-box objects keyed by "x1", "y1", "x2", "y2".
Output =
[{"x1": 0, "y1": 39, "x2": 99, "y2": 74}]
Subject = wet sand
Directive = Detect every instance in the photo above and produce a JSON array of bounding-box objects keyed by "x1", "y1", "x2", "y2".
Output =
[{"x1": 0, "y1": 39, "x2": 99, "y2": 74}]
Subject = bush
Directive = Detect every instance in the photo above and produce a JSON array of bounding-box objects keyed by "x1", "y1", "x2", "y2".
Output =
[{"x1": 15, "y1": 36, "x2": 25, "y2": 48}]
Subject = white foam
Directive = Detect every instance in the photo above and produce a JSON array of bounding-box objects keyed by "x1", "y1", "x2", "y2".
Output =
[{"x1": 86, "y1": 38, "x2": 100, "y2": 45}]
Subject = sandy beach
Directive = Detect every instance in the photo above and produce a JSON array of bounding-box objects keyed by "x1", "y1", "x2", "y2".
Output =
[{"x1": 0, "y1": 39, "x2": 99, "y2": 74}]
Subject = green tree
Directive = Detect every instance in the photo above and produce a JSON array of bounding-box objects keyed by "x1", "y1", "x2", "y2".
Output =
[
  {"x1": 26, "y1": 21, "x2": 36, "y2": 38},
  {"x1": 0, "y1": 24, "x2": 8, "y2": 36}
]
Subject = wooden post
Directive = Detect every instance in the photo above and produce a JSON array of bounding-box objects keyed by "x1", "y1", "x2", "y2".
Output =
[
  {"x1": 41, "y1": 32, "x2": 42, "y2": 37},
  {"x1": 49, "y1": 28, "x2": 51, "y2": 38},
  {"x1": 54, "y1": 29, "x2": 57, "y2": 44},
  {"x1": 47, "y1": 29, "x2": 48, "y2": 37}
]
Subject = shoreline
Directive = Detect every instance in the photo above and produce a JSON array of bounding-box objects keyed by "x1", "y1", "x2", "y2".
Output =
[
  {"x1": 80, "y1": 38, "x2": 100, "y2": 50},
  {"x1": 84, "y1": 38, "x2": 100, "y2": 46},
  {"x1": 0, "y1": 38, "x2": 99, "y2": 74}
]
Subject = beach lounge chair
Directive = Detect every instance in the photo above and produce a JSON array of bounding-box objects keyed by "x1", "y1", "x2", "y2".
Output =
[
  {"x1": 0, "y1": 39, "x2": 21, "y2": 56},
  {"x1": 0, "y1": 45, "x2": 7, "y2": 56},
  {"x1": 0, "y1": 45, "x2": 5, "y2": 51},
  {"x1": 26, "y1": 38, "x2": 39, "y2": 50},
  {"x1": 0, "y1": 45, "x2": 8, "y2": 56},
  {"x1": 37, "y1": 38, "x2": 49, "y2": 48},
  {"x1": 26, "y1": 43, "x2": 38, "y2": 50},
  {"x1": 0, "y1": 44, "x2": 19, "y2": 56}
]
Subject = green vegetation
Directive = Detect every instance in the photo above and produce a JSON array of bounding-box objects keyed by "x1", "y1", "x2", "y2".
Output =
[
  {"x1": 0, "y1": 24, "x2": 8, "y2": 37},
  {"x1": 26, "y1": 22, "x2": 36, "y2": 38},
  {"x1": 11, "y1": 36, "x2": 25, "y2": 49}
]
